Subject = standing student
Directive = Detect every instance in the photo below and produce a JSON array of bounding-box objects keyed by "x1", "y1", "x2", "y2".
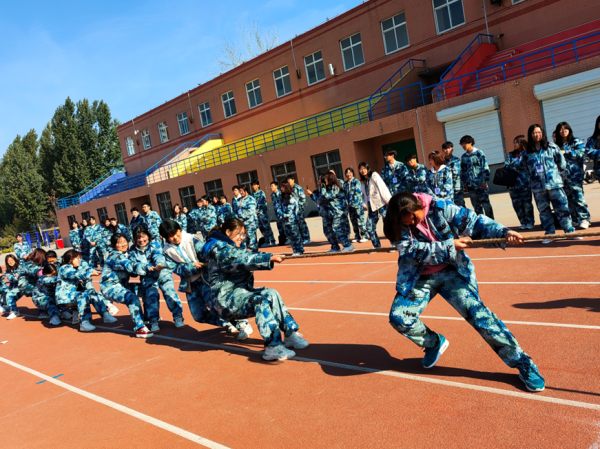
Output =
[
  {"x1": 442, "y1": 142, "x2": 465, "y2": 207},
  {"x1": 460, "y1": 136, "x2": 494, "y2": 218},
  {"x1": 251, "y1": 180, "x2": 277, "y2": 247},
  {"x1": 142, "y1": 202, "x2": 162, "y2": 241},
  {"x1": 270, "y1": 182, "x2": 287, "y2": 245},
  {"x1": 69, "y1": 221, "x2": 82, "y2": 250},
  {"x1": 173, "y1": 204, "x2": 187, "y2": 232},
  {"x1": 217, "y1": 195, "x2": 233, "y2": 225},
  {"x1": 505, "y1": 136, "x2": 535, "y2": 230},
  {"x1": 130, "y1": 207, "x2": 145, "y2": 231},
  {"x1": 381, "y1": 149, "x2": 409, "y2": 195},
  {"x1": 110, "y1": 217, "x2": 132, "y2": 242},
  {"x1": 14, "y1": 234, "x2": 32, "y2": 261},
  {"x1": 231, "y1": 185, "x2": 242, "y2": 219},
  {"x1": 32, "y1": 264, "x2": 62, "y2": 326},
  {"x1": 382, "y1": 192, "x2": 545, "y2": 392},
  {"x1": 0, "y1": 266, "x2": 8, "y2": 315},
  {"x1": 200, "y1": 218, "x2": 308, "y2": 361},
  {"x1": 199, "y1": 195, "x2": 218, "y2": 240},
  {"x1": 405, "y1": 154, "x2": 428, "y2": 194},
  {"x1": 83, "y1": 216, "x2": 101, "y2": 267},
  {"x1": 359, "y1": 162, "x2": 392, "y2": 248},
  {"x1": 344, "y1": 168, "x2": 368, "y2": 243},
  {"x1": 238, "y1": 186, "x2": 259, "y2": 251},
  {"x1": 520, "y1": 124, "x2": 575, "y2": 243},
  {"x1": 426, "y1": 151, "x2": 453, "y2": 201},
  {"x1": 555, "y1": 122, "x2": 591, "y2": 229},
  {"x1": 310, "y1": 176, "x2": 340, "y2": 252},
  {"x1": 287, "y1": 176, "x2": 311, "y2": 244},
  {"x1": 188, "y1": 198, "x2": 204, "y2": 238},
  {"x1": 585, "y1": 115, "x2": 600, "y2": 181},
  {"x1": 280, "y1": 181, "x2": 304, "y2": 255},
  {"x1": 3, "y1": 255, "x2": 22, "y2": 319}
]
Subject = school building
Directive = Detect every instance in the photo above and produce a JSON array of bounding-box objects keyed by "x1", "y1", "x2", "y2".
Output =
[{"x1": 55, "y1": 0, "x2": 600, "y2": 241}]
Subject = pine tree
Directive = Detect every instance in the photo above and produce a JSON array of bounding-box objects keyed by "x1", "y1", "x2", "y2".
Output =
[
  {"x1": 94, "y1": 100, "x2": 124, "y2": 171},
  {"x1": 39, "y1": 123, "x2": 55, "y2": 193}
]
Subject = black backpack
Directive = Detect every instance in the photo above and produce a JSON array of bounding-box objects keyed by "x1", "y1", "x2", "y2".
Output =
[{"x1": 493, "y1": 167, "x2": 518, "y2": 187}]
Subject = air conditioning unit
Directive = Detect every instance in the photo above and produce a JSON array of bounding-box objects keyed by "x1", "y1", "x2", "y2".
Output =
[{"x1": 490, "y1": 0, "x2": 502, "y2": 5}]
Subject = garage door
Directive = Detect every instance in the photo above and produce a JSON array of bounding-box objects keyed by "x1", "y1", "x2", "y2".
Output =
[
  {"x1": 436, "y1": 96, "x2": 506, "y2": 164},
  {"x1": 535, "y1": 66, "x2": 600, "y2": 139}
]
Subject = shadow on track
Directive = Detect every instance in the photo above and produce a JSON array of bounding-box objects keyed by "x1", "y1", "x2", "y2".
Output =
[{"x1": 513, "y1": 297, "x2": 600, "y2": 313}]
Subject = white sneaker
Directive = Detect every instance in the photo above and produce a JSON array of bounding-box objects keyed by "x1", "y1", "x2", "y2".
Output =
[
  {"x1": 224, "y1": 322, "x2": 237, "y2": 333},
  {"x1": 542, "y1": 239, "x2": 553, "y2": 244},
  {"x1": 72, "y1": 311, "x2": 80, "y2": 325},
  {"x1": 237, "y1": 322, "x2": 254, "y2": 340},
  {"x1": 359, "y1": 238, "x2": 369, "y2": 243},
  {"x1": 284, "y1": 332, "x2": 309, "y2": 349},
  {"x1": 263, "y1": 344, "x2": 296, "y2": 361},
  {"x1": 103, "y1": 312, "x2": 117, "y2": 324},
  {"x1": 7, "y1": 311, "x2": 20, "y2": 320},
  {"x1": 150, "y1": 322, "x2": 161, "y2": 333},
  {"x1": 107, "y1": 303, "x2": 119, "y2": 316},
  {"x1": 136, "y1": 326, "x2": 154, "y2": 338},
  {"x1": 49, "y1": 315, "x2": 61, "y2": 326},
  {"x1": 174, "y1": 317, "x2": 185, "y2": 328},
  {"x1": 578, "y1": 220, "x2": 590, "y2": 229},
  {"x1": 569, "y1": 235, "x2": 583, "y2": 240},
  {"x1": 351, "y1": 239, "x2": 357, "y2": 243},
  {"x1": 60, "y1": 310, "x2": 72, "y2": 320},
  {"x1": 80, "y1": 321, "x2": 96, "y2": 332},
  {"x1": 0, "y1": 306, "x2": 5, "y2": 314}
]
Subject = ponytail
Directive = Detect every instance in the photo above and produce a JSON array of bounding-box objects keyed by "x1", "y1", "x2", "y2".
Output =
[
  {"x1": 383, "y1": 192, "x2": 424, "y2": 242},
  {"x1": 208, "y1": 218, "x2": 245, "y2": 240}
]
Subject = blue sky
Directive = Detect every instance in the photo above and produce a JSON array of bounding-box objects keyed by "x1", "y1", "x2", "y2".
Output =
[{"x1": 0, "y1": 0, "x2": 359, "y2": 155}]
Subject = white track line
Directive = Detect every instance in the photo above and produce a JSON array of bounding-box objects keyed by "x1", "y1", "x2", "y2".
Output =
[
  {"x1": 259, "y1": 280, "x2": 600, "y2": 285},
  {"x1": 0, "y1": 356, "x2": 229, "y2": 449},
  {"x1": 286, "y1": 307, "x2": 600, "y2": 330},
  {"x1": 87, "y1": 326, "x2": 600, "y2": 411}
]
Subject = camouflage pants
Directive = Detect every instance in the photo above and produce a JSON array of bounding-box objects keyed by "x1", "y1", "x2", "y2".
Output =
[
  {"x1": 187, "y1": 279, "x2": 228, "y2": 327},
  {"x1": 509, "y1": 186, "x2": 535, "y2": 227},
  {"x1": 244, "y1": 226, "x2": 259, "y2": 252},
  {"x1": 275, "y1": 218, "x2": 285, "y2": 243},
  {"x1": 257, "y1": 213, "x2": 276, "y2": 245},
  {"x1": 326, "y1": 212, "x2": 352, "y2": 248},
  {"x1": 31, "y1": 294, "x2": 60, "y2": 318},
  {"x1": 56, "y1": 290, "x2": 104, "y2": 322},
  {"x1": 532, "y1": 188, "x2": 574, "y2": 234},
  {"x1": 348, "y1": 205, "x2": 367, "y2": 240},
  {"x1": 141, "y1": 271, "x2": 184, "y2": 324},
  {"x1": 366, "y1": 206, "x2": 386, "y2": 248},
  {"x1": 563, "y1": 182, "x2": 590, "y2": 225},
  {"x1": 466, "y1": 187, "x2": 494, "y2": 219},
  {"x1": 321, "y1": 212, "x2": 339, "y2": 250},
  {"x1": 297, "y1": 206, "x2": 310, "y2": 242},
  {"x1": 453, "y1": 190, "x2": 466, "y2": 208},
  {"x1": 389, "y1": 267, "x2": 533, "y2": 368},
  {"x1": 101, "y1": 284, "x2": 145, "y2": 329},
  {"x1": 91, "y1": 245, "x2": 107, "y2": 268},
  {"x1": 5, "y1": 289, "x2": 24, "y2": 313},
  {"x1": 283, "y1": 222, "x2": 304, "y2": 254}
]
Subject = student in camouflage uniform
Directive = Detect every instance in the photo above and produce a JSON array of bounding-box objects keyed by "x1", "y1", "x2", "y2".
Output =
[
  {"x1": 426, "y1": 151, "x2": 454, "y2": 201},
  {"x1": 442, "y1": 142, "x2": 465, "y2": 207},
  {"x1": 13, "y1": 234, "x2": 32, "y2": 261},
  {"x1": 504, "y1": 136, "x2": 535, "y2": 230},
  {"x1": 343, "y1": 168, "x2": 367, "y2": 243},
  {"x1": 0, "y1": 267, "x2": 9, "y2": 314},
  {"x1": 17, "y1": 249, "x2": 46, "y2": 316},
  {"x1": 585, "y1": 115, "x2": 600, "y2": 180},
  {"x1": 270, "y1": 182, "x2": 286, "y2": 245},
  {"x1": 110, "y1": 217, "x2": 132, "y2": 242},
  {"x1": 382, "y1": 192, "x2": 545, "y2": 392},
  {"x1": 310, "y1": 181, "x2": 340, "y2": 251},
  {"x1": 405, "y1": 154, "x2": 428, "y2": 194},
  {"x1": 359, "y1": 162, "x2": 392, "y2": 248},
  {"x1": 555, "y1": 122, "x2": 591, "y2": 229},
  {"x1": 200, "y1": 218, "x2": 308, "y2": 361},
  {"x1": 32, "y1": 264, "x2": 62, "y2": 326},
  {"x1": 129, "y1": 225, "x2": 185, "y2": 333},
  {"x1": 217, "y1": 195, "x2": 233, "y2": 225},
  {"x1": 100, "y1": 233, "x2": 154, "y2": 338},
  {"x1": 91, "y1": 219, "x2": 112, "y2": 268},
  {"x1": 199, "y1": 196, "x2": 218, "y2": 240},
  {"x1": 237, "y1": 187, "x2": 259, "y2": 251},
  {"x1": 3, "y1": 255, "x2": 23, "y2": 318},
  {"x1": 381, "y1": 149, "x2": 409, "y2": 195},
  {"x1": 69, "y1": 222, "x2": 82, "y2": 250},
  {"x1": 280, "y1": 181, "x2": 304, "y2": 255},
  {"x1": 142, "y1": 202, "x2": 162, "y2": 241},
  {"x1": 83, "y1": 217, "x2": 102, "y2": 267},
  {"x1": 287, "y1": 175, "x2": 311, "y2": 244},
  {"x1": 173, "y1": 204, "x2": 188, "y2": 232},
  {"x1": 251, "y1": 180, "x2": 277, "y2": 247},
  {"x1": 460, "y1": 136, "x2": 494, "y2": 218},
  {"x1": 520, "y1": 124, "x2": 575, "y2": 243},
  {"x1": 231, "y1": 186, "x2": 242, "y2": 219},
  {"x1": 130, "y1": 207, "x2": 145, "y2": 232},
  {"x1": 188, "y1": 199, "x2": 204, "y2": 238}
]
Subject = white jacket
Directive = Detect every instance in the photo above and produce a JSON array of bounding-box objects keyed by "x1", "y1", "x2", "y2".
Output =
[{"x1": 361, "y1": 172, "x2": 392, "y2": 211}]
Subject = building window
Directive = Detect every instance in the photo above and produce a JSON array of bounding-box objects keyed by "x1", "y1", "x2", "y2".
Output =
[
  {"x1": 82, "y1": 211, "x2": 90, "y2": 222},
  {"x1": 205, "y1": 179, "x2": 224, "y2": 199},
  {"x1": 156, "y1": 192, "x2": 173, "y2": 219},
  {"x1": 512, "y1": 0, "x2": 525, "y2": 3},
  {"x1": 340, "y1": 33, "x2": 365, "y2": 71},
  {"x1": 273, "y1": 66, "x2": 292, "y2": 98},
  {"x1": 67, "y1": 215, "x2": 76, "y2": 226},
  {"x1": 179, "y1": 185, "x2": 196, "y2": 211},
  {"x1": 271, "y1": 161, "x2": 297, "y2": 187},
  {"x1": 304, "y1": 51, "x2": 326, "y2": 85},
  {"x1": 141, "y1": 129, "x2": 152, "y2": 150},
  {"x1": 245, "y1": 79, "x2": 263, "y2": 109},
  {"x1": 381, "y1": 12, "x2": 409, "y2": 54},
  {"x1": 158, "y1": 121, "x2": 169, "y2": 143},
  {"x1": 177, "y1": 112, "x2": 190, "y2": 136},
  {"x1": 311, "y1": 150, "x2": 343, "y2": 180},
  {"x1": 199, "y1": 102, "x2": 212, "y2": 127},
  {"x1": 221, "y1": 91, "x2": 237, "y2": 118},
  {"x1": 114, "y1": 203, "x2": 128, "y2": 225},
  {"x1": 237, "y1": 170, "x2": 258, "y2": 192},
  {"x1": 433, "y1": 0, "x2": 465, "y2": 34},
  {"x1": 126, "y1": 137, "x2": 135, "y2": 156},
  {"x1": 97, "y1": 207, "x2": 109, "y2": 223}
]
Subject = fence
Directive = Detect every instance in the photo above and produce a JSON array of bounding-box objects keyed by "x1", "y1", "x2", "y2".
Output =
[{"x1": 22, "y1": 228, "x2": 62, "y2": 249}]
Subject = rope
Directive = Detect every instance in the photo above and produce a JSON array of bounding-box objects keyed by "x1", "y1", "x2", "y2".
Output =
[{"x1": 280, "y1": 230, "x2": 600, "y2": 260}]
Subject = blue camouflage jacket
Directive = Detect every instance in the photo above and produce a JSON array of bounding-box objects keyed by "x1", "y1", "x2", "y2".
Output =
[
  {"x1": 56, "y1": 264, "x2": 95, "y2": 301},
  {"x1": 343, "y1": 178, "x2": 363, "y2": 210},
  {"x1": 216, "y1": 203, "x2": 233, "y2": 225},
  {"x1": 231, "y1": 196, "x2": 242, "y2": 217},
  {"x1": 18, "y1": 261, "x2": 40, "y2": 293},
  {"x1": 460, "y1": 148, "x2": 490, "y2": 188},
  {"x1": 130, "y1": 214, "x2": 145, "y2": 231},
  {"x1": 14, "y1": 242, "x2": 32, "y2": 260},
  {"x1": 144, "y1": 211, "x2": 162, "y2": 240},
  {"x1": 445, "y1": 155, "x2": 462, "y2": 192},
  {"x1": 34, "y1": 275, "x2": 58, "y2": 300},
  {"x1": 381, "y1": 161, "x2": 409, "y2": 195},
  {"x1": 174, "y1": 213, "x2": 188, "y2": 232},
  {"x1": 504, "y1": 150, "x2": 530, "y2": 190},
  {"x1": 585, "y1": 136, "x2": 600, "y2": 177},
  {"x1": 561, "y1": 138, "x2": 587, "y2": 184},
  {"x1": 519, "y1": 143, "x2": 566, "y2": 193},
  {"x1": 406, "y1": 164, "x2": 428, "y2": 194},
  {"x1": 426, "y1": 166, "x2": 454, "y2": 200},
  {"x1": 238, "y1": 195, "x2": 257, "y2": 228},
  {"x1": 281, "y1": 194, "x2": 301, "y2": 224},
  {"x1": 252, "y1": 189, "x2": 269, "y2": 216},
  {"x1": 115, "y1": 223, "x2": 131, "y2": 242},
  {"x1": 394, "y1": 197, "x2": 508, "y2": 297},
  {"x1": 83, "y1": 224, "x2": 101, "y2": 247},
  {"x1": 292, "y1": 184, "x2": 306, "y2": 208},
  {"x1": 310, "y1": 191, "x2": 329, "y2": 217},
  {"x1": 129, "y1": 240, "x2": 168, "y2": 282},
  {"x1": 70, "y1": 230, "x2": 82, "y2": 249},
  {"x1": 270, "y1": 191, "x2": 283, "y2": 220},
  {"x1": 100, "y1": 249, "x2": 146, "y2": 290},
  {"x1": 188, "y1": 208, "x2": 203, "y2": 232},
  {"x1": 320, "y1": 185, "x2": 348, "y2": 217}
]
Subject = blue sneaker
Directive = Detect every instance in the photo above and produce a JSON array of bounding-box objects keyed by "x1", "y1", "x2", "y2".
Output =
[
  {"x1": 422, "y1": 334, "x2": 449, "y2": 369},
  {"x1": 517, "y1": 359, "x2": 545, "y2": 392},
  {"x1": 342, "y1": 245, "x2": 355, "y2": 252}
]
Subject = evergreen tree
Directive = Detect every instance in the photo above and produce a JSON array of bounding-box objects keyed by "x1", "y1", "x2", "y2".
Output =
[
  {"x1": 94, "y1": 100, "x2": 124, "y2": 171},
  {"x1": 39, "y1": 123, "x2": 55, "y2": 193}
]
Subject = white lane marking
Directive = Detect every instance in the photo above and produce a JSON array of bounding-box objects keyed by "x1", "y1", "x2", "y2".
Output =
[
  {"x1": 286, "y1": 308, "x2": 600, "y2": 330},
  {"x1": 89, "y1": 326, "x2": 600, "y2": 411},
  {"x1": 258, "y1": 280, "x2": 600, "y2": 285},
  {"x1": 0, "y1": 357, "x2": 230, "y2": 449}
]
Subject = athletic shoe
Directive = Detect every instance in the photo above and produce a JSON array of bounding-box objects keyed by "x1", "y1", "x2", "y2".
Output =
[
  {"x1": 224, "y1": 322, "x2": 237, "y2": 333},
  {"x1": 0, "y1": 306, "x2": 4, "y2": 314},
  {"x1": 327, "y1": 248, "x2": 341, "y2": 253},
  {"x1": 260, "y1": 242, "x2": 270, "y2": 248},
  {"x1": 567, "y1": 233, "x2": 583, "y2": 240},
  {"x1": 285, "y1": 239, "x2": 291, "y2": 245},
  {"x1": 150, "y1": 322, "x2": 161, "y2": 333},
  {"x1": 422, "y1": 334, "x2": 449, "y2": 369},
  {"x1": 60, "y1": 310, "x2": 72, "y2": 320},
  {"x1": 136, "y1": 326, "x2": 154, "y2": 339},
  {"x1": 49, "y1": 315, "x2": 61, "y2": 326},
  {"x1": 351, "y1": 239, "x2": 357, "y2": 243},
  {"x1": 79, "y1": 321, "x2": 96, "y2": 332},
  {"x1": 103, "y1": 312, "x2": 117, "y2": 324},
  {"x1": 7, "y1": 311, "x2": 20, "y2": 320},
  {"x1": 542, "y1": 239, "x2": 553, "y2": 244},
  {"x1": 578, "y1": 220, "x2": 590, "y2": 229},
  {"x1": 359, "y1": 238, "x2": 369, "y2": 243},
  {"x1": 38, "y1": 312, "x2": 50, "y2": 320},
  {"x1": 263, "y1": 345, "x2": 296, "y2": 361},
  {"x1": 517, "y1": 359, "x2": 545, "y2": 392},
  {"x1": 292, "y1": 252, "x2": 304, "y2": 256},
  {"x1": 284, "y1": 332, "x2": 309, "y2": 349},
  {"x1": 519, "y1": 225, "x2": 527, "y2": 230},
  {"x1": 341, "y1": 245, "x2": 355, "y2": 252},
  {"x1": 72, "y1": 311, "x2": 80, "y2": 325},
  {"x1": 107, "y1": 303, "x2": 119, "y2": 316},
  {"x1": 237, "y1": 322, "x2": 254, "y2": 340},
  {"x1": 174, "y1": 317, "x2": 185, "y2": 328},
  {"x1": 525, "y1": 224, "x2": 535, "y2": 230}
]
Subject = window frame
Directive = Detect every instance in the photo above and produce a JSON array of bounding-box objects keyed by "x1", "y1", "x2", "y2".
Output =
[
  {"x1": 204, "y1": 179, "x2": 224, "y2": 199},
  {"x1": 67, "y1": 215, "x2": 76, "y2": 226},
  {"x1": 381, "y1": 12, "x2": 410, "y2": 55},
  {"x1": 97, "y1": 207, "x2": 109, "y2": 223},
  {"x1": 512, "y1": 0, "x2": 525, "y2": 3},
  {"x1": 114, "y1": 203, "x2": 128, "y2": 226},
  {"x1": 304, "y1": 50, "x2": 326, "y2": 86},
  {"x1": 177, "y1": 112, "x2": 190, "y2": 136},
  {"x1": 125, "y1": 137, "x2": 135, "y2": 156},
  {"x1": 311, "y1": 150, "x2": 343, "y2": 181},
  {"x1": 158, "y1": 121, "x2": 169, "y2": 144},
  {"x1": 82, "y1": 211, "x2": 91, "y2": 222},
  {"x1": 140, "y1": 129, "x2": 152, "y2": 150},
  {"x1": 221, "y1": 91, "x2": 237, "y2": 119},
  {"x1": 179, "y1": 185, "x2": 197, "y2": 211},
  {"x1": 271, "y1": 161, "x2": 297, "y2": 187},
  {"x1": 245, "y1": 79, "x2": 263, "y2": 109},
  {"x1": 432, "y1": 0, "x2": 466, "y2": 35},
  {"x1": 273, "y1": 66, "x2": 293, "y2": 98},
  {"x1": 236, "y1": 170, "x2": 258, "y2": 193},
  {"x1": 156, "y1": 192, "x2": 173, "y2": 220},
  {"x1": 340, "y1": 33, "x2": 365, "y2": 72},
  {"x1": 198, "y1": 102, "x2": 212, "y2": 128}
]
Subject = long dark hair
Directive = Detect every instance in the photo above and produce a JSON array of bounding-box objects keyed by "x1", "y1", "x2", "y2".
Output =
[
  {"x1": 358, "y1": 162, "x2": 372, "y2": 181},
  {"x1": 513, "y1": 135, "x2": 527, "y2": 154},
  {"x1": 526, "y1": 124, "x2": 549, "y2": 153},
  {"x1": 591, "y1": 115, "x2": 600, "y2": 146},
  {"x1": 280, "y1": 181, "x2": 294, "y2": 202},
  {"x1": 5, "y1": 254, "x2": 19, "y2": 273},
  {"x1": 132, "y1": 224, "x2": 153, "y2": 243},
  {"x1": 554, "y1": 121, "x2": 575, "y2": 146},
  {"x1": 173, "y1": 203, "x2": 181, "y2": 216},
  {"x1": 324, "y1": 172, "x2": 342, "y2": 190},
  {"x1": 62, "y1": 249, "x2": 82, "y2": 266},
  {"x1": 24, "y1": 248, "x2": 47, "y2": 266},
  {"x1": 207, "y1": 218, "x2": 245, "y2": 240},
  {"x1": 383, "y1": 193, "x2": 425, "y2": 242}
]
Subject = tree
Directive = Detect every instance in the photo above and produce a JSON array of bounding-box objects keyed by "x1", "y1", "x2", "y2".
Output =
[
  {"x1": 94, "y1": 100, "x2": 124, "y2": 171},
  {"x1": 216, "y1": 21, "x2": 279, "y2": 72}
]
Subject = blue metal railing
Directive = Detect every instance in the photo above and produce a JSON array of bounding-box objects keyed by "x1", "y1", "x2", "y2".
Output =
[
  {"x1": 145, "y1": 133, "x2": 222, "y2": 176},
  {"x1": 439, "y1": 34, "x2": 494, "y2": 82},
  {"x1": 369, "y1": 59, "x2": 426, "y2": 99},
  {"x1": 58, "y1": 167, "x2": 125, "y2": 206}
]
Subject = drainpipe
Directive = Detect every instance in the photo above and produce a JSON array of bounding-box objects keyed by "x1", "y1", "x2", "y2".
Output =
[
  {"x1": 482, "y1": 0, "x2": 490, "y2": 36},
  {"x1": 415, "y1": 109, "x2": 427, "y2": 164}
]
